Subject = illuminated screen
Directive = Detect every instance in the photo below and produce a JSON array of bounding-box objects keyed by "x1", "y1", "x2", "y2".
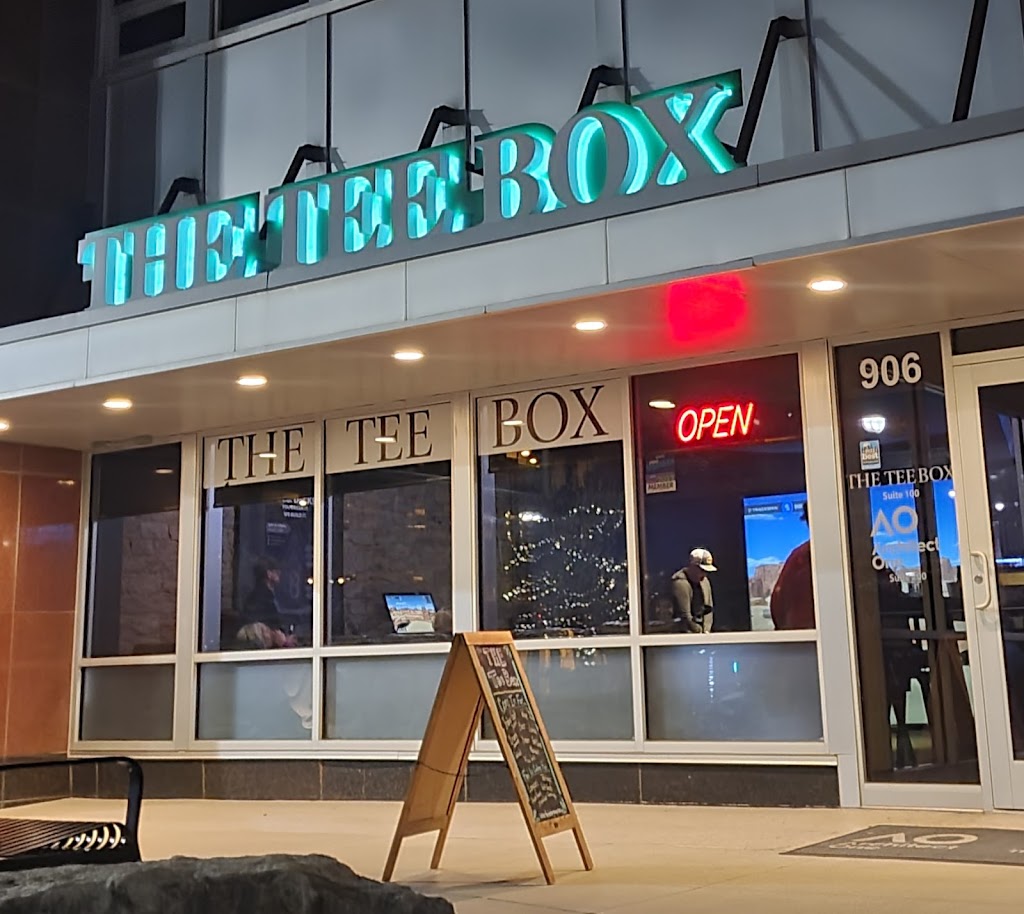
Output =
[
  {"x1": 384, "y1": 593, "x2": 437, "y2": 633},
  {"x1": 743, "y1": 493, "x2": 809, "y2": 631}
]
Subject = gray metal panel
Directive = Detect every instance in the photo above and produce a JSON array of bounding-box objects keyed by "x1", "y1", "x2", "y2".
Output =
[
  {"x1": 406, "y1": 221, "x2": 608, "y2": 320},
  {"x1": 846, "y1": 131, "x2": 1024, "y2": 239},
  {"x1": 0, "y1": 330, "x2": 90, "y2": 396},
  {"x1": 330, "y1": 0, "x2": 463, "y2": 169},
  {"x1": 205, "y1": 19, "x2": 328, "y2": 202},
  {"x1": 235, "y1": 263, "x2": 407, "y2": 352},
  {"x1": 87, "y1": 298, "x2": 237, "y2": 377},
  {"x1": 606, "y1": 171, "x2": 849, "y2": 285}
]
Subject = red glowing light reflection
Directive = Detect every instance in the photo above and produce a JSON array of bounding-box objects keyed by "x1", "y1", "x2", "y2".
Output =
[
  {"x1": 676, "y1": 401, "x2": 756, "y2": 444},
  {"x1": 665, "y1": 273, "x2": 749, "y2": 346}
]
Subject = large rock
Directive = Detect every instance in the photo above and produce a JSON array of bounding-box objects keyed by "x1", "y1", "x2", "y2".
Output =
[{"x1": 0, "y1": 854, "x2": 454, "y2": 914}]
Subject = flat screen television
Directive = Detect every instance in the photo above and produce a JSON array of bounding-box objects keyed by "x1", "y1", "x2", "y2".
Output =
[{"x1": 742, "y1": 492, "x2": 809, "y2": 631}]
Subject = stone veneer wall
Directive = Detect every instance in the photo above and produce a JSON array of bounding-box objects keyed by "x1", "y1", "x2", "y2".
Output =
[
  {"x1": 0, "y1": 443, "x2": 82, "y2": 759},
  {"x1": 117, "y1": 511, "x2": 179, "y2": 654}
]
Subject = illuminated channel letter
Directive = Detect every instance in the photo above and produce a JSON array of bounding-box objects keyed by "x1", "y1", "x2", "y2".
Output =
[
  {"x1": 105, "y1": 233, "x2": 134, "y2": 306},
  {"x1": 406, "y1": 146, "x2": 468, "y2": 240},
  {"x1": 176, "y1": 217, "x2": 196, "y2": 290},
  {"x1": 689, "y1": 84, "x2": 738, "y2": 175},
  {"x1": 657, "y1": 93, "x2": 693, "y2": 186},
  {"x1": 549, "y1": 103, "x2": 659, "y2": 206},
  {"x1": 344, "y1": 167, "x2": 394, "y2": 253},
  {"x1": 144, "y1": 224, "x2": 166, "y2": 297},
  {"x1": 477, "y1": 125, "x2": 558, "y2": 221},
  {"x1": 205, "y1": 198, "x2": 260, "y2": 284},
  {"x1": 297, "y1": 183, "x2": 331, "y2": 265}
]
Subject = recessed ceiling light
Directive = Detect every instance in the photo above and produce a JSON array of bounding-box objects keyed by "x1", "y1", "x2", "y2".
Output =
[
  {"x1": 649, "y1": 399, "x2": 676, "y2": 410},
  {"x1": 808, "y1": 277, "x2": 846, "y2": 293},
  {"x1": 103, "y1": 397, "x2": 133, "y2": 411},
  {"x1": 236, "y1": 374, "x2": 267, "y2": 388},
  {"x1": 57, "y1": 479, "x2": 76, "y2": 487},
  {"x1": 0, "y1": 420, "x2": 9, "y2": 432},
  {"x1": 257, "y1": 451, "x2": 277, "y2": 460},
  {"x1": 528, "y1": 457, "x2": 538, "y2": 465},
  {"x1": 154, "y1": 468, "x2": 175, "y2": 475},
  {"x1": 520, "y1": 450, "x2": 531, "y2": 457},
  {"x1": 393, "y1": 349, "x2": 424, "y2": 362},
  {"x1": 374, "y1": 436, "x2": 398, "y2": 444},
  {"x1": 859, "y1": 415, "x2": 886, "y2": 435},
  {"x1": 573, "y1": 319, "x2": 607, "y2": 332},
  {"x1": 502, "y1": 419, "x2": 524, "y2": 428}
]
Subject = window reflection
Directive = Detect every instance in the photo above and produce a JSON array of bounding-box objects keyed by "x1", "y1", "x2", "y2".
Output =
[
  {"x1": 326, "y1": 462, "x2": 452, "y2": 644},
  {"x1": 478, "y1": 442, "x2": 629, "y2": 637},
  {"x1": 200, "y1": 479, "x2": 314, "y2": 652}
]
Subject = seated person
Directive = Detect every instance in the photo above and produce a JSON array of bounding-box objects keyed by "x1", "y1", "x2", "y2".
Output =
[{"x1": 237, "y1": 557, "x2": 297, "y2": 649}]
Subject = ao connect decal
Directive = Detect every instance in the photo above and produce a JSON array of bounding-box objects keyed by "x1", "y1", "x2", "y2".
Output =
[{"x1": 77, "y1": 71, "x2": 742, "y2": 309}]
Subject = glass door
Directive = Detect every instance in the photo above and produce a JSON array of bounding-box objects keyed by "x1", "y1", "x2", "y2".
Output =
[{"x1": 954, "y1": 356, "x2": 1024, "y2": 809}]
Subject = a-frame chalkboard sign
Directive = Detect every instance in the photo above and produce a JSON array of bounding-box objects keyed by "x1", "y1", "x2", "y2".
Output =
[{"x1": 382, "y1": 632, "x2": 593, "y2": 885}]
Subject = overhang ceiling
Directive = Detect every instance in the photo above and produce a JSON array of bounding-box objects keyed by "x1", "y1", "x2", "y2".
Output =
[{"x1": 5, "y1": 217, "x2": 1024, "y2": 451}]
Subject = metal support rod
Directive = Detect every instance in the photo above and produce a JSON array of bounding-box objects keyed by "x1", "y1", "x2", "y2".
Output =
[
  {"x1": 953, "y1": 0, "x2": 989, "y2": 121},
  {"x1": 282, "y1": 144, "x2": 330, "y2": 186},
  {"x1": 619, "y1": 0, "x2": 632, "y2": 105},
  {"x1": 734, "y1": 16, "x2": 806, "y2": 165},
  {"x1": 803, "y1": 0, "x2": 822, "y2": 153},
  {"x1": 157, "y1": 177, "x2": 206, "y2": 216},
  {"x1": 578, "y1": 64, "x2": 626, "y2": 112},
  {"x1": 463, "y1": 0, "x2": 473, "y2": 169}
]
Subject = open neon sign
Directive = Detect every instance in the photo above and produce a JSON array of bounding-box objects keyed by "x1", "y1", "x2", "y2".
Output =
[{"x1": 676, "y1": 402, "x2": 755, "y2": 444}]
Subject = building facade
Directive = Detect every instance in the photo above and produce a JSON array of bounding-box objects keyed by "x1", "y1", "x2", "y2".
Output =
[{"x1": 3, "y1": 0, "x2": 1024, "y2": 811}]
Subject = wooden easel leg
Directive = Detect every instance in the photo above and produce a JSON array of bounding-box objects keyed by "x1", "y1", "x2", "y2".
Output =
[
  {"x1": 528, "y1": 831, "x2": 557, "y2": 885},
  {"x1": 382, "y1": 834, "x2": 403, "y2": 882},
  {"x1": 429, "y1": 822, "x2": 451, "y2": 870},
  {"x1": 573, "y1": 825, "x2": 594, "y2": 871}
]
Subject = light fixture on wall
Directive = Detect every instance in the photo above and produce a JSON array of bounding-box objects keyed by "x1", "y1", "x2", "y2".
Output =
[
  {"x1": 995, "y1": 501, "x2": 1007, "y2": 512},
  {"x1": 502, "y1": 419, "x2": 524, "y2": 428},
  {"x1": 374, "y1": 436, "x2": 398, "y2": 444},
  {"x1": 103, "y1": 397, "x2": 133, "y2": 411},
  {"x1": 257, "y1": 451, "x2": 277, "y2": 460},
  {"x1": 573, "y1": 319, "x2": 607, "y2": 332},
  {"x1": 648, "y1": 399, "x2": 676, "y2": 410},
  {"x1": 859, "y1": 415, "x2": 886, "y2": 435},
  {"x1": 236, "y1": 374, "x2": 268, "y2": 388},
  {"x1": 154, "y1": 468, "x2": 175, "y2": 476},
  {"x1": 0, "y1": 420, "x2": 10, "y2": 432},
  {"x1": 808, "y1": 277, "x2": 847, "y2": 293},
  {"x1": 393, "y1": 349, "x2": 424, "y2": 362}
]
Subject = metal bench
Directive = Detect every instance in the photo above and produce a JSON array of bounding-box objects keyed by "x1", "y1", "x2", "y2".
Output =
[{"x1": 0, "y1": 757, "x2": 142, "y2": 871}]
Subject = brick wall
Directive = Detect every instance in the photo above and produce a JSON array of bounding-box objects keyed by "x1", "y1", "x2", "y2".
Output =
[{"x1": 117, "y1": 511, "x2": 178, "y2": 654}]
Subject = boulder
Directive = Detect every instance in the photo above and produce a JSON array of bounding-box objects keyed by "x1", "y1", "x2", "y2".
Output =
[{"x1": 0, "y1": 854, "x2": 453, "y2": 914}]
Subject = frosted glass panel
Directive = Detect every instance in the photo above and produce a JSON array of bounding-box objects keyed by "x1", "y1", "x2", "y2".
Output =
[
  {"x1": 645, "y1": 643, "x2": 822, "y2": 741},
  {"x1": 80, "y1": 665, "x2": 174, "y2": 741},
  {"x1": 625, "y1": 0, "x2": 813, "y2": 164},
  {"x1": 325, "y1": 653, "x2": 446, "y2": 739},
  {"x1": 331, "y1": 0, "x2": 464, "y2": 168},
  {"x1": 206, "y1": 21, "x2": 327, "y2": 201},
  {"x1": 198, "y1": 661, "x2": 312, "y2": 740},
  {"x1": 491, "y1": 647, "x2": 634, "y2": 741}
]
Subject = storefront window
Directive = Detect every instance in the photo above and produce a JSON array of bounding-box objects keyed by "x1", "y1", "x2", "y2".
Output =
[
  {"x1": 324, "y1": 405, "x2": 453, "y2": 644},
  {"x1": 87, "y1": 444, "x2": 181, "y2": 657},
  {"x1": 633, "y1": 355, "x2": 814, "y2": 634},
  {"x1": 477, "y1": 381, "x2": 629, "y2": 637},
  {"x1": 835, "y1": 334, "x2": 976, "y2": 784},
  {"x1": 199, "y1": 425, "x2": 315, "y2": 653}
]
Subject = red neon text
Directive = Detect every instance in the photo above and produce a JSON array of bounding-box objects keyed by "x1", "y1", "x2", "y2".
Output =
[{"x1": 676, "y1": 402, "x2": 755, "y2": 444}]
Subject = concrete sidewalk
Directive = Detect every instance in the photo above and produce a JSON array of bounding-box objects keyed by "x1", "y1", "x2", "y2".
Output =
[{"x1": 11, "y1": 799, "x2": 1023, "y2": 912}]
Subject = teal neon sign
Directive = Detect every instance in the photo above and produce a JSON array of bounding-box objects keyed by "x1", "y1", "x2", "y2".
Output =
[{"x1": 78, "y1": 71, "x2": 742, "y2": 309}]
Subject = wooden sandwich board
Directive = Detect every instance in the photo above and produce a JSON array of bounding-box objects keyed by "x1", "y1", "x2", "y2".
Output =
[{"x1": 382, "y1": 632, "x2": 593, "y2": 885}]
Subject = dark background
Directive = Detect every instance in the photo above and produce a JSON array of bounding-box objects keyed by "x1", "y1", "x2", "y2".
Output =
[{"x1": 0, "y1": 2, "x2": 100, "y2": 328}]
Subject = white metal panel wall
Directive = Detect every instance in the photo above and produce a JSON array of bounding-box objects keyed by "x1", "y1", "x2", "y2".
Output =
[
  {"x1": 330, "y1": 0, "x2": 464, "y2": 169},
  {"x1": 205, "y1": 19, "x2": 328, "y2": 202},
  {"x1": 468, "y1": 0, "x2": 619, "y2": 135},
  {"x1": 106, "y1": 56, "x2": 206, "y2": 225},
  {"x1": 626, "y1": 0, "x2": 813, "y2": 164},
  {"x1": 813, "y1": 0, "x2": 1024, "y2": 148}
]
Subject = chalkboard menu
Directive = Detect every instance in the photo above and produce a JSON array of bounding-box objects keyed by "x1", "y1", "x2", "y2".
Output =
[
  {"x1": 384, "y1": 632, "x2": 591, "y2": 885},
  {"x1": 474, "y1": 643, "x2": 569, "y2": 823}
]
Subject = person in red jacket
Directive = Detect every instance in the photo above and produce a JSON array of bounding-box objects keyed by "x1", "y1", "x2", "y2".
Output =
[{"x1": 770, "y1": 505, "x2": 815, "y2": 630}]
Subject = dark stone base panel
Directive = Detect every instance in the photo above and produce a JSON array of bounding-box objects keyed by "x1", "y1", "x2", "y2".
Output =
[{"x1": 57, "y1": 759, "x2": 839, "y2": 808}]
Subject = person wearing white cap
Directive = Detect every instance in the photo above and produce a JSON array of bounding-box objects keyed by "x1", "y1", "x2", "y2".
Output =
[{"x1": 670, "y1": 547, "x2": 717, "y2": 633}]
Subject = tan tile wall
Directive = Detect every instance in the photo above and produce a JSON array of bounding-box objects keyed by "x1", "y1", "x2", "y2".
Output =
[{"x1": 0, "y1": 442, "x2": 82, "y2": 758}]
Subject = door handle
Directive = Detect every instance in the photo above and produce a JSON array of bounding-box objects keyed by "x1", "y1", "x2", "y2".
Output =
[{"x1": 970, "y1": 551, "x2": 993, "y2": 612}]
